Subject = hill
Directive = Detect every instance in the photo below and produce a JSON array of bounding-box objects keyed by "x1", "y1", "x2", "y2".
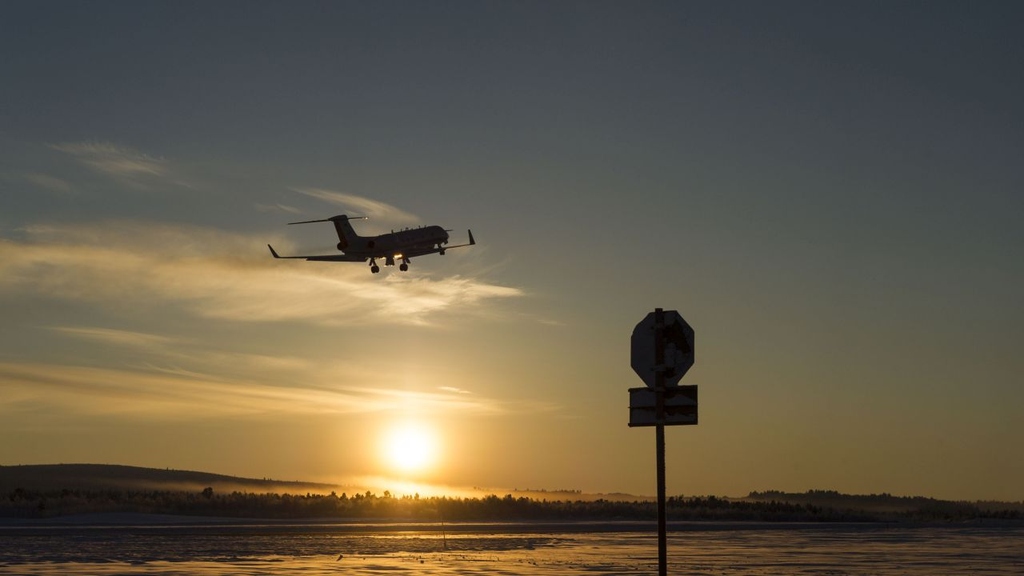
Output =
[{"x1": 0, "y1": 463, "x2": 336, "y2": 495}]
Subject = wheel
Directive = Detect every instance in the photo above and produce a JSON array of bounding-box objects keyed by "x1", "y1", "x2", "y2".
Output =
[
  {"x1": 399, "y1": 263, "x2": 408, "y2": 271},
  {"x1": 370, "y1": 265, "x2": 380, "y2": 274}
]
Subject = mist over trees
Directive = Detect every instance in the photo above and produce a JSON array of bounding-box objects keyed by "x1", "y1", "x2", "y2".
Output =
[
  {"x1": 2, "y1": 465, "x2": 1020, "y2": 523},
  {"x1": 4, "y1": 487, "x2": 1021, "y2": 523}
]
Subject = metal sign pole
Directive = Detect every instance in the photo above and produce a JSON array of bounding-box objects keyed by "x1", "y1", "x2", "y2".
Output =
[
  {"x1": 654, "y1": 308, "x2": 667, "y2": 576},
  {"x1": 631, "y1": 307, "x2": 696, "y2": 576}
]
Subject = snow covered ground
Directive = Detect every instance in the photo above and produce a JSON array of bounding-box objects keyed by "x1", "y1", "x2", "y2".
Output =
[{"x1": 2, "y1": 521, "x2": 1022, "y2": 575}]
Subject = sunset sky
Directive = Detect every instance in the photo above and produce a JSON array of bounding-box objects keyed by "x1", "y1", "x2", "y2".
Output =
[{"x1": 2, "y1": 1, "x2": 1022, "y2": 502}]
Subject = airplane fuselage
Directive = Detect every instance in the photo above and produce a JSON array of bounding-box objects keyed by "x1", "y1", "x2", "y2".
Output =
[{"x1": 344, "y1": 225, "x2": 449, "y2": 258}]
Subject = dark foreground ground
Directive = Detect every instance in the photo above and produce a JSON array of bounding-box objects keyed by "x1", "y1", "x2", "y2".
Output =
[{"x1": 1, "y1": 518, "x2": 1023, "y2": 575}]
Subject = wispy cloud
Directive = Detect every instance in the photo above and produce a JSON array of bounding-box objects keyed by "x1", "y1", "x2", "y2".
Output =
[
  {"x1": 49, "y1": 324, "x2": 319, "y2": 384},
  {"x1": 49, "y1": 326, "x2": 175, "y2": 350},
  {"x1": 44, "y1": 322, "x2": 557, "y2": 413},
  {"x1": 13, "y1": 322, "x2": 554, "y2": 422},
  {"x1": 24, "y1": 173, "x2": 74, "y2": 194},
  {"x1": 51, "y1": 141, "x2": 166, "y2": 179},
  {"x1": 0, "y1": 220, "x2": 521, "y2": 327},
  {"x1": 293, "y1": 188, "x2": 419, "y2": 223},
  {"x1": 255, "y1": 203, "x2": 302, "y2": 214},
  {"x1": 0, "y1": 361, "x2": 517, "y2": 421}
]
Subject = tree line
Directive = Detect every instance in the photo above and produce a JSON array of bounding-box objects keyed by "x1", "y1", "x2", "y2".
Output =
[{"x1": 4, "y1": 487, "x2": 1021, "y2": 522}]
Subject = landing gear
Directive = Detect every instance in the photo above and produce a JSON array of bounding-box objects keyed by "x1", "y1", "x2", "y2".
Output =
[{"x1": 369, "y1": 256, "x2": 410, "y2": 273}]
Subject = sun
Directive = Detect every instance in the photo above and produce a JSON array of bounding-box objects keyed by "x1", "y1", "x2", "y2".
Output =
[{"x1": 381, "y1": 422, "x2": 439, "y2": 475}]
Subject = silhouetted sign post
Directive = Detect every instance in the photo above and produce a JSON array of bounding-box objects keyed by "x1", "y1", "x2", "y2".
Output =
[{"x1": 630, "y1": 308, "x2": 697, "y2": 576}]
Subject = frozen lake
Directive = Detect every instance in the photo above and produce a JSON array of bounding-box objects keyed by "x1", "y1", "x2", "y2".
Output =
[{"x1": 2, "y1": 518, "x2": 1022, "y2": 575}]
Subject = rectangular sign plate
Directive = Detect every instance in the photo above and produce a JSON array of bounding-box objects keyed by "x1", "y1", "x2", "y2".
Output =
[{"x1": 628, "y1": 385, "x2": 698, "y2": 427}]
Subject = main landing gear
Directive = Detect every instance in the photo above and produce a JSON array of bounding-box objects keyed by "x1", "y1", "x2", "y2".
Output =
[{"x1": 368, "y1": 257, "x2": 410, "y2": 274}]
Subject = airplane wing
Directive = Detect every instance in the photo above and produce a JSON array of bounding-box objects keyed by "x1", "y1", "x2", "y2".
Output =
[
  {"x1": 398, "y1": 230, "x2": 476, "y2": 258},
  {"x1": 268, "y1": 245, "x2": 367, "y2": 262}
]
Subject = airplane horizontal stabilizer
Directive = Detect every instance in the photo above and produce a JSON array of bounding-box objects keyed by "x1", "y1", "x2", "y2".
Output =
[{"x1": 288, "y1": 214, "x2": 368, "y2": 225}]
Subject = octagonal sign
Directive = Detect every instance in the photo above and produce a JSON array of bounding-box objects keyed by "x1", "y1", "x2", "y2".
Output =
[{"x1": 631, "y1": 309, "x2": 695, "y2": 388}]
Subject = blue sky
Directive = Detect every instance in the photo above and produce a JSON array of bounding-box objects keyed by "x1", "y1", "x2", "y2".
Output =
[{"x1": 2, "y1": 1, "x2": 1023, "y2": 500}]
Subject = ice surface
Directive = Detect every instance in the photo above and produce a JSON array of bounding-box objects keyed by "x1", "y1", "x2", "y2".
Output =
[{"x1": 1, "y1": 522, "x2": 1022, "y2": 575}]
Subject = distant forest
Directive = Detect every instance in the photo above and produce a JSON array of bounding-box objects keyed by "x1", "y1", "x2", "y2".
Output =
[{"x1": 2, "y1": 465, "x2": 1021, "y2": 523}]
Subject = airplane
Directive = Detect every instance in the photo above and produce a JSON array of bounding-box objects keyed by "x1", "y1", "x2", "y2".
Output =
[{"x1": 268, "y1": 214, "x2": 475, "y2": 274}]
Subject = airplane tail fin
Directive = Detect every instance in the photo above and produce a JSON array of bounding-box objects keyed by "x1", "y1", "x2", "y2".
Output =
[
  {"x1": 330, "y1": 215, "x2": 362, "y2": 251},
  {"x1": 288, "y1": 214, "x2": 366, "y2": 252}
]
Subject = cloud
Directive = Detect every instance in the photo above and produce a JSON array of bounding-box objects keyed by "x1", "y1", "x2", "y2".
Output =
[
  {"x1": 50, "y1": 141, "x2": 166, "y2": 184},
  {"x1": 293, "y1": 188, "x2": 420, "y2": 223},
  {"x1": 48, "y1": 324, "x2": 322, "y2": 385},
  {"x1": 24, "y1": 173, "x2": 74, "y2": 194},
  {"x1": 255, "y1": 203, "x2": 302, "y2": 214},
  {"x1": 0, "y1": 360, "x2": 516, "y2": 421},
  {"x1": 49, "y1": 326, "x2": 175, "y2": 350},
  {"x1": 8, "y1": 322, "x2": 554, "y2": 422},
  {"x1": 0, "y1": 220, "x2": 521, "y2": 327}
]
